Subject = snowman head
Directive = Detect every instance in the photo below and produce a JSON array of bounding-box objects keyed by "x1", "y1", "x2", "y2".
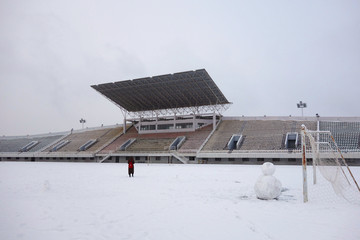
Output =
[{"x1": 261, "y1": 162, "x2": 275, "y2": 176}]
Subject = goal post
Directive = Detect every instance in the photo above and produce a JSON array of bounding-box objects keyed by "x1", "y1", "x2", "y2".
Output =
[
  {"x1": 301, "y1": 125, "x2": 308, "y2": 202},
  {"x1": 301, "y1": 124, "x2": 360, "y2": 203}
]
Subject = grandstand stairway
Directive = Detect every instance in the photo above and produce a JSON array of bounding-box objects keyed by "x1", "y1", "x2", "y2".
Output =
[
  {"x1": 170, "y1": 151, "x2": 189, "y2": 164},
  {"x1": 98, "y1": 153, "x2": 112, "y2": 163}
]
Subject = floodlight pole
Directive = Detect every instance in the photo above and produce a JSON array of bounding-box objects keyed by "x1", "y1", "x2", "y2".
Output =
[
  {"x1": 79, "y1": 118, "x2": 86, "y2": 129},
  {"x1": 297, "y1": 101, "x2": 307, "y2": 117}
]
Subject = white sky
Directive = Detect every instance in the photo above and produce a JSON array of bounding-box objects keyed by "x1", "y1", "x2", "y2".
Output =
[{"x1": 1, "y1": 0, "x2": 359, "y2": 136}]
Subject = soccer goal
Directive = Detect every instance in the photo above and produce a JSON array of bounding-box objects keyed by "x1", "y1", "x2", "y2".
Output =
[{"x1": 301, "y1": 124, "x2": 360, "y2": 203}]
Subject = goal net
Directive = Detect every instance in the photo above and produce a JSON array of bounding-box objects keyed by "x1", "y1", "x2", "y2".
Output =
[{"x1": 301, "y1": 124, "x2": 360, "y2": 204}]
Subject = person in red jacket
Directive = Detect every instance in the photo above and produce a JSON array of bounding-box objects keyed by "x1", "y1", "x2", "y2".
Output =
[{"x1": 128, "y1": 157, "x2": 135, "y2": 177}]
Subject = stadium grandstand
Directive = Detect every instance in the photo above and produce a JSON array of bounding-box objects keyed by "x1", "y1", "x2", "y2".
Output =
[{"x1": 1, "y1": 69, "x2": 360, "y2": 165}]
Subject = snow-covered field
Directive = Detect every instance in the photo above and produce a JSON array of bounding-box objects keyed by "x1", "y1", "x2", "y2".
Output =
[{"x1": 1, "y1": 162, "x2": 359, "y2": 240}]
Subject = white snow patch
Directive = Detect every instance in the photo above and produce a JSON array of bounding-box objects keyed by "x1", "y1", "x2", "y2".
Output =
[{"x1": 0, "y1": 162, "x2": 359, "y2": 240}]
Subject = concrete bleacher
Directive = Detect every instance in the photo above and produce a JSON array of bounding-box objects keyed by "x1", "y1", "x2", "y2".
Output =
[
  {"x1": 101, "y1": 125, "x2": 138, "y2": 153},
  {"x1": 203, "y1": 120, "x2": 245, "y2": 151},
  {"x1": 2, "y1": 118, "x2": 359, "y2": 165},
  {"x1": 126, "y1": 138, "x2": 175, "y2": 152},
  {"x1": 92, "y1": 127, "x2": 124, "y2": 152},
  {"x1": 115, "y1": 128, "x2": 182, "y2": 153},
  {"x1": 178, "y1": 125, "x2": 212, "y2": 152},
  {"x1": 0, "y1": 134, "x2": 65, "y2": 153},
  {"x1": 240, "y1": 120, "x2": 292, "y2": 150},
  {"x1": 101, "y1": 125, "x2": 180, "y2": 153},
  {"x1": 203, "y1": 120, "x2": 317, "y2": 151},
  {"x1": 45, "y1": 127, "x2": 123, "y2": 152},
  {"x1": 319, "y1": 121, "x2": 360, "y2": 150},
  {"x1": 100, "y1": 124, "x2": 213, "y2": 154}
]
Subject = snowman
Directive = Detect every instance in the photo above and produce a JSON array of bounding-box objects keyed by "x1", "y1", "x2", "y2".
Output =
[{"x1": 254, "y1": 162, "x2": 282, "y2": 200}]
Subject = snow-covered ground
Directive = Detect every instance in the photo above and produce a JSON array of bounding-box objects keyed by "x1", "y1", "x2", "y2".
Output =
[{"x1": 1, "y1": 162, "x2": 359, "y2": 240}]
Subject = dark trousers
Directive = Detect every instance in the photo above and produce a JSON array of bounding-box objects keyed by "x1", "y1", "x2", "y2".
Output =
[{"x1": 128, "y1": 168, "x2": 134, "y2": 176}]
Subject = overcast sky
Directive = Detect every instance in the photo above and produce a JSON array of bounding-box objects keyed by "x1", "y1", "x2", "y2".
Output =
[{"x1": 1, "y1": 0, "x2": 359, "y2": 136}]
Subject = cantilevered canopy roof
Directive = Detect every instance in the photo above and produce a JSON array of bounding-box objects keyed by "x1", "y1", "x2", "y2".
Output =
[{"x1": 91, "y1": 69, "x2": 231, "y2": 115}]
